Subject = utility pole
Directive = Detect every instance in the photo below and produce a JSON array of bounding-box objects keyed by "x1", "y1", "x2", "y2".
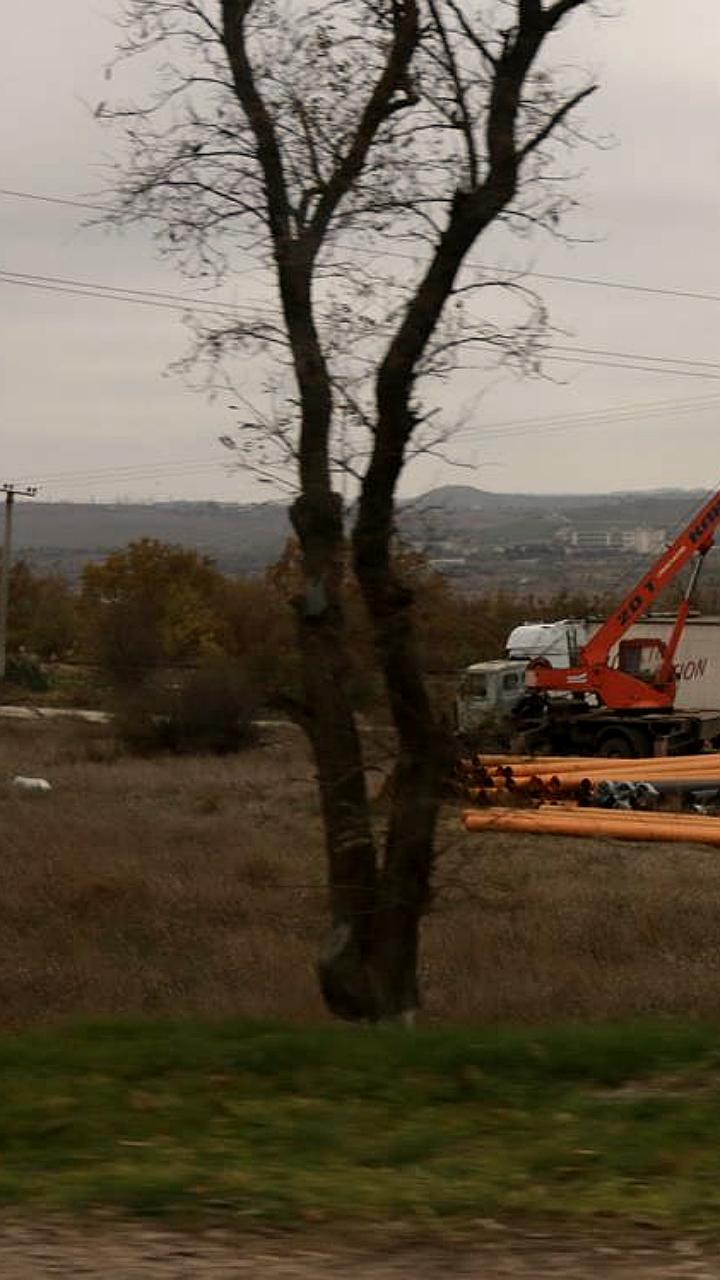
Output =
[{"x1": 0, "y1": 484, "x2": 37, "y2": 681}]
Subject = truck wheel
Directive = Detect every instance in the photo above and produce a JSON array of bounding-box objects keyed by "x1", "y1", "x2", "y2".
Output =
[{"x1": 596, "y1": 731, "x2": 645, "y2": 759}]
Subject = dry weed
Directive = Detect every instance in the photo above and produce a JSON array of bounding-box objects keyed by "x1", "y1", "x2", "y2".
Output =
[
  {"x1": 429, "y1": 821, "x2": 720, "y2": 1021},
  {"x1": 3, "y1": 719, "x2": 720, "y2": 1026},
  {"x1": 0, "y1": 720, "x2": 326, "y2": 1026}
]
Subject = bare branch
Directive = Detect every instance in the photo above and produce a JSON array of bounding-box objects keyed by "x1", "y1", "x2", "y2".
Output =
[
  {"x1": 519, "y1": 83, "x2": 597, "y2": 160},
  {"x1": 291, "y1": 97, "x2": 326, "y2": 225},
  {"x1": 444, "y1": 1, "x2": 498, "y2": 69},
  {"x1": 355, "y1": 0, "x2": 597, "y2": 571},
  {"x1": 221, "y1": 0, "x2": 292, "y2": 243},
  {"x1": 544, "y1": 0, "x2": 591, "y2": 28},
  {"x1": 306, "y1": 1, "x2": 420, "y2": 248},
  {"x1": 426, "y1": 0, "x2": 478, "y2": 189}
]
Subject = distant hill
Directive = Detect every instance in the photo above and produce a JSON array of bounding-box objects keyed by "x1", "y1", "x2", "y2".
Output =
[
  {"x1": 407, "y1": 485, "x2": 504, "y2": 511},
  {"x1": 399, "y1": 487, "x2": 705, "y2": 546},
  {"x1": 402, "y1": 485, "x2": 705, "y2": 524},
  {"x1": 10, "y1": 487, "x2": 709, "y2": 589},
  {"x1": 12, "y1": 500, "x2": 290, "y2": 578}
]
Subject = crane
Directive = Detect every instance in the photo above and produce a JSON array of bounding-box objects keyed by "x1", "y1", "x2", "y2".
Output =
[{"x1": 526, "y1": 486, "x2": 720, "y2": 711}]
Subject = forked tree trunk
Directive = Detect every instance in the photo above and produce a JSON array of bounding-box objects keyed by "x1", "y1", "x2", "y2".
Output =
[{"x1": 292, "y1": 490, "x2": 449, "y2": 1023}]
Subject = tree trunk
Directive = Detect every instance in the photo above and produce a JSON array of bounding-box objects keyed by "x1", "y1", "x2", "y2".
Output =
[
  {"x1": 353, "y1": 508, "x2": 453, "y2": 1022},
  {"x1": 290, "y1": 493, "x2": 384, "y2": 1021},
  {"x1": 371, "y1": 749, "x2": 443, "y2": 1019},
  {"x1": 291, "y1": 486, "x2": 449, "y2": 1024}
]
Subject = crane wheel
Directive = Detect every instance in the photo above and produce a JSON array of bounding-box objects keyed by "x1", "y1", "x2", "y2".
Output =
[{"x1": 595, "y1": 729, "x2": 650, "y2": 759}]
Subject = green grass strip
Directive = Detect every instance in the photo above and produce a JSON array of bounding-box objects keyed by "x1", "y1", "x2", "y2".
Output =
[{"x1": 0, "y1": 1018, "x2": 719, "y2": 1228}]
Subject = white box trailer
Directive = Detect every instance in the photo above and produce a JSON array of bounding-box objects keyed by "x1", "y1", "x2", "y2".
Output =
[{"x1": 625, "y1": 617, "x2": 720, "y2": 712}]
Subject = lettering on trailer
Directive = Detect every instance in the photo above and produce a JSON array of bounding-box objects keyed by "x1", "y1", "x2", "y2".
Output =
[
  {"x1": 617, "y1": 579, "x2": 655, "y2": 628},
  {"x1": 690, "y1": 498, "x2": 720, "y2": 545},
  {"x1": 674, "y1": 657, "x2": 709, "y2": 682}
]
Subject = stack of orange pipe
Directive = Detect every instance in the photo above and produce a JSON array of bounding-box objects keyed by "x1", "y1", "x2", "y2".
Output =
[
  {"x1": 462, "y1": 805, "x2": 720, "y2": 846},
  {"x1": 480, "y1": 754, "x2": 720, "y2": 797},
  {"x1": 456, "y1": 754, "x2": 720, "y2": 808}
]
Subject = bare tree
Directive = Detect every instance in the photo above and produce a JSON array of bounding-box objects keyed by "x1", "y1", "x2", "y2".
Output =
[{"x1": 101, "y1": 0, "x2": 597, "y2": 1021}]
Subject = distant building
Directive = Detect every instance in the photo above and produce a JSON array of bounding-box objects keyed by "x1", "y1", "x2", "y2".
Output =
[
  {"x1": 428, "y1": 557, "x2": 468, "y2": 573},
  {"x1": 621, "y1": 527, "x2": 667, "y2": 555},
  {"x1": 564, "y1": 526, "x2": 667, "y2": 555}
]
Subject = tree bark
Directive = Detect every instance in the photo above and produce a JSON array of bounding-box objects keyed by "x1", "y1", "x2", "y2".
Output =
[
  {"x1": 292, "y1": 475, "x2": 451, "y2": 1023},
  {"x1": 288, "y1": 492, "x2": 383, "y2": 1021},
  {"x1": 353, "y1": 439, "x2": 453, "y2": 1022}
]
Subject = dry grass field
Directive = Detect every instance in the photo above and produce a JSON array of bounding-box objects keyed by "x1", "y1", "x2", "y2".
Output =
[{"x1": 3, "y1": 716, "x2": 720, "y2": 1028}]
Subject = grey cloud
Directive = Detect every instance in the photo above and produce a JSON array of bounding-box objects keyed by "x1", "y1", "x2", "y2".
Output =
[{"x1": 3, "y1": 0, "x2": 720, "y2": 502}]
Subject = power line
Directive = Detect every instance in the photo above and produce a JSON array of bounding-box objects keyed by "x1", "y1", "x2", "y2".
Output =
[
  {"x1": 4, "y1": 267, "x2": 720, "y2": 383},
  {"x1": 486, "y1": 266, "x2": 720, "y2": 307},
  {"x1": 459, "y1": 356, "x2": 720, "y2": 383},
  {"x1": 543, "y1": 355, "x2": 720, "y2": 382},
  {"x1": 0, "y1": 275, "x2": 222, "y2": 317},
  {"x1": 4, "y1": 185, "x2": 720, "y2": 307},
  {"x1": 546, "y1": 344, "x2": 720, "y2": 372},
  {"x1": 0, "y1": 188, "x2": 108, "y2": 213},
  {"x1": 6, "y1": 391, "x2": 717, "y2": 496},
  {"x1": 30, "y1": 456, "x2": 222, "y2": 483},
  {"x1": 18, "y1": 459, "x2": 234, "y2": 491},
  {"x1": 0, "y1": 268, "x2": 272, "y2": 321},
  {"x1": 451, "y1": 393, "x2": 720, "y2": 444}
]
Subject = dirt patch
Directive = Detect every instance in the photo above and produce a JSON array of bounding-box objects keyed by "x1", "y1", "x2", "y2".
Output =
[
  {"x1": 0, "y1": 1222, "x2": 717, "y2": 1278},
  {"x1": 592, "y1": 1069, "x2": 720, "y2": 1101}
]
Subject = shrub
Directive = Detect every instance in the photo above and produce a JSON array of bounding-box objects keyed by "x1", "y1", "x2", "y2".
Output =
[
  {"x1": 81, "y1": 540, "x2": 231, "y2": 684},
  {"x1": 3, "y1": 655, "x2": 50, "y2": 692},
  {"x1": 114, "y1": 661, "x2": 260, "y2": 755},
  {"x1": 8, "y1": 562, "x2": 78, "y2": 661}
]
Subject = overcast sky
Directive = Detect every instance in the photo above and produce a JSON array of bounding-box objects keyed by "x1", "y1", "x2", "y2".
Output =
[{"x1": 2, "y1": 2, "x2": 720, "y2": 503}]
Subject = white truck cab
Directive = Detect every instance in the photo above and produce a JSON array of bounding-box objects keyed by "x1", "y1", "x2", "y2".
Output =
[{"x1": 506, "y1": 619, "x2": 595, "y2": 665}]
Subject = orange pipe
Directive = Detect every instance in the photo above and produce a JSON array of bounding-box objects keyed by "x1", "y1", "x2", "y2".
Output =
[
  {"x1": 494, "y1": 774, "x2": 548, "y2": 792},
  {"x1": 582, "y1": 756, "x2": 720, "y2": 774},
  {"x1": 481, "y1": 752, "x2": 720, "y2": 766},
  {"x1": 474, "y1": 754, "x2": 573, "y2": 766},
  {"x1": 464, "y1": 804, "x2": 720, "y2": 825},
  {"x1": 462, "y1": 807, "x2": 720, "y2": 845},
  {"x1": 545, "y1": 769, "x2": 720, "y2": 793},
  {"x1": 506, "y1": 754, "x2": 720, "y2": 780},
  {"x1": 503, "y1": 758, "x2": 634, "y2": 778},
  {"x1": 539, "y1": 800, "x2": 720, "y2": 822}
]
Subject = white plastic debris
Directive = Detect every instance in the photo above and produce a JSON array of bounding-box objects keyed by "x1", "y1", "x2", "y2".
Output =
[{"x1": 11, "y1": 776, "x2": 52, "y2": 793}]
